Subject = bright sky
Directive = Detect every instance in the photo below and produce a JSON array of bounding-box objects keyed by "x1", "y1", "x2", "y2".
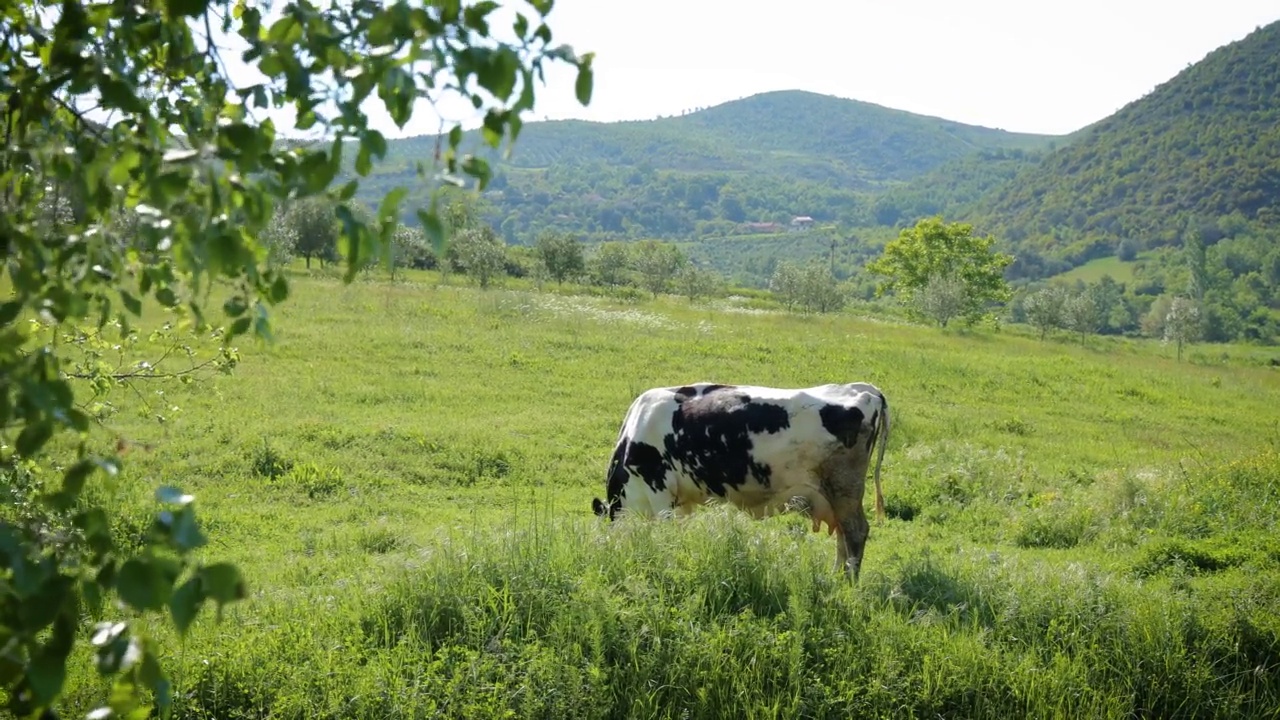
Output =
[
  {"x1": 215, "y1": 0, "x2": 1280, "y2": 140},
  {"x1": 534, "y1": 0, "x2": 1280, "y2": 135}
]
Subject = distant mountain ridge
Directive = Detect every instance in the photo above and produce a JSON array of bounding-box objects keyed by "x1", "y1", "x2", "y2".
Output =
[
  {"x1": 361, "y1": 89, "x2": 1064, "y2": 241},
  {"x1": 965, "y1": 20, "x2": 1280, "y2": 263}
]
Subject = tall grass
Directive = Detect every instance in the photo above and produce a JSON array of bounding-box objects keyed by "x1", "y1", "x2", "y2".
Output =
[
  {"x1": 50, "y1": 270, "x2": 1280, "y2": 718},
  {"x1": 153, "y1": 453, "x2": 1280, "y2": 719}
]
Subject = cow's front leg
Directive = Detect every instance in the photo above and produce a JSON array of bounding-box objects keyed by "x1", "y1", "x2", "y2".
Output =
[
  {"x1": 836, "y1": 502, "x2": 870, "y2": 581},
  {"x1": 833, "y1": 525, "x2": 848, "y2": 574}
]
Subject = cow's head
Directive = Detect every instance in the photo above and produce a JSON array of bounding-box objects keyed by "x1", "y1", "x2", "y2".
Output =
[{"x1": 591, "y1": 496, "x2": 620, "y2": 520}]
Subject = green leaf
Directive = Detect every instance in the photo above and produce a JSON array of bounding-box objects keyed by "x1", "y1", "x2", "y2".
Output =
[
  {"x1": 0, "y1": 300, "x2": 21, "y2": 326},
  {"x1": 223, "y1": 295, "x2": 248, "y2": 317},
  {"x1": 16, "y1": 421, "x2": 53, "y2": 457},
  {"x1": 21, "y1": 575, "x2": 73, "y2": 631},
  {"x1": 356, "y1": 144, "x2": 372, "y2": 176},
  {"x1": 476, "y1": 47, "x2": 518, "y2": 101},
  {"x1": 574, "y1": 55, "x2": 594, "y2": 105},
  {"x1": 337, "y1": 180, "x2": 359, "y2": 201},
  {"x1": 62, "y1": 459, "x2": 99, "y2": 498},
  {"x1": 117, "y1": 559, "x2": 168, "y2": 612},
  {"x1": 139, "y1": 642, "x2": 172, "y2": 713},
  {"x1": 155, "y1": 287, "x2": 179, "y2": 307},
  {"x1": 357, "y1": 130, "x2": 387, "y2": 174},
  {"x1": 169, "y1": 507, "x2": 208, "y2": 552},
  {"x1": 217, "y1": 122, "x2": 262, "y2": 161},
  {"x1": 463, "y1": 0, "x2": 501, "y2": 29},
  {"x1": 481, "y1": 110, "x2": 506, "y2": 148},
  {"x1": 98, "y1": 74, "x2": 147, "y2": 114},
  {"x1": 269, "y1": 274, "x2": 290, "y2": 304},
  {"x1": 167, "y1": 573, "x2": 202, "y2": 630},
  {"x1": 461, "y1": 155, "x2": 492, "y2": 189},
  {"x1": 28, "y1": 644, "x2": 68, "y2": 706},
  {"x1": 418, "y1": 209, "x2": 446, "y2": 253},
  {"x1": 377, "y1": 187, "x2": 407, "y2": 223},
  {"x1": 120, "y1": 291, "x2": 142, "y2": 316},
  {"x1": 76, "y1": 508, "x2": 115, "y2": 556},
  {"x1": 301, "y1": 149, "x2": 338, "y2": 193},
  {"x1": 166, "y1": 0, "x2": 211, "y2": 18},
  {"x1": 380, "y1": 69, "x2": 415, "y2": 127},
  {"x1": 366, "y1": 130, "x2": 388, "y2": 158},
  {"x1": 82, "y1": 578, "x2": 104, "y2": 619},
  {"x1": 227, "y1": 317, "x2": 252, "y2": 339},
  {"x1": 199, "y1": 563, "x2": 247, "y2": 606},
  {"x1": 259, "y1": 52, "x2": 284, "y2": 78},
  {"x1": 267, "y1": 15, "x2": 302, "y2": 43},
  {"x1": 109, "y1": 149, "x2": 141, "y2": 185},
  {"x1": 253, "y1": 302, "x2": 274, "y2": 343}
]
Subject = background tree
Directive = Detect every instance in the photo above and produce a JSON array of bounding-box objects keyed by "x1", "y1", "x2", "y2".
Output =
[
  {"x1": 1064, "y1": 289, "x2": 1105, "y2": 345},
  {"x1": 915, "y1": 272, "x2": 968, "y2": 327},
  {"x1": 452, "y1": 226, "x2": 509, "y2": 289},
  {"x1": 675, "y1": 263, "x2": 723, "y2": 303},
  {"x1": 260, "y1": 205, "x2": 299, "y2": 267},
  {"x1": 633, "y1": 240, "x2": 687, "y2": 297},
  {"x1": 1089, "y1": 275, "x2": 1128, "y2": 334},
  {"x1": 1023, "y1": 285, "x2": 1068, "y2": 340},
  {"x1": 798, "y1": 264, "x2": 847, "y2": 314},
  {"x1": 378, "y1": 224, "x2": 436, "y2": 281},
  {"x1": 1141, "y1": 295, "x2": 1176, "y2": 338},
  {"x1": 770, "y1": 261, "x2": 845, "y2": 313},
  {"x1": 1164, "y1": 297, "x2": 1203, "y2": 362},
  {"x1": 1117, "y1": 237, "x2": 1140, "y2": 261},
  {"x1": 0, "y1": 0, "x2": 594, "y2": 717},
  {"x1": 866, "y1": 216, "x2": 1014, "y2": 326},
  {"x1": 534, "y1": 231, "x2": 586, "y2": 285},
  {"x1": 770, "y1": 262, "x2": 805, "y2": 310},
  {"x1": 289, "y1": 196, "x2": 340, "y2": 269},
  {"x1": 591, "y1": 242, "x2": 632, "y2": 287}
]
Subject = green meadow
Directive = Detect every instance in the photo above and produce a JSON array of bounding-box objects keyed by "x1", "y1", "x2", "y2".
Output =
[
  {"x1": 56, "y1": 268, "x2": 1280, "y2": 719},
  {"x1": 1053, "y1": 255, "x2": 1140, "y2": 285}
]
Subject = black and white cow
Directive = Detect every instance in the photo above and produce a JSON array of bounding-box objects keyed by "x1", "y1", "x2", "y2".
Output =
[{"x1": 591, "y1": 382, "x2": 890, "y2": 580}]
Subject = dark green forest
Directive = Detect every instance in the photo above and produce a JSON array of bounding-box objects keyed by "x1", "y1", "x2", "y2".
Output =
[
  {"x1": 970, "y1": 21, "x2": 1280, "y2": 257},
  {"x1": 340, "y1": 20, "x2": 1280, "y2": 344}
]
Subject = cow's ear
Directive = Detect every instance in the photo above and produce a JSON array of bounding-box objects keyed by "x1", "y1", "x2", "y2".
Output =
[{"x1": 592, "y1": 498, "x2": 605, "y2": 516}]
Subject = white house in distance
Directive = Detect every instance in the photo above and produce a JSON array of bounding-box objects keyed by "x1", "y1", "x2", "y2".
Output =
[{"x1": 789, "y1": 216, "x2": 815, "y2": 232}]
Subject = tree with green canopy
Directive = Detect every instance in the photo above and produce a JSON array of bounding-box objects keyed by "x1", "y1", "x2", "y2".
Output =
[
  {"x1": 866, "y1": 216, "x2": 1014, "y2": 327},
  {"x1": 0, "y1": 0, "x2": 594, "y2": 716}
]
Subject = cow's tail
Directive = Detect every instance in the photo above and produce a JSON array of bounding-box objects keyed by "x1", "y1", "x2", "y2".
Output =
[{"x1": 873, "y1": 390, "x2": 889, "y2": 522}]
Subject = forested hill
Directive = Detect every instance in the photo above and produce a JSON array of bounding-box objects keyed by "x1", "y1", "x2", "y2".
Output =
[
  {"x1": 636, "y1": 90, "x2": 1056, "y2": 183},
  {"x1": 361, "y1": 90, "x2": 1061, "y2": 241},
  {"x1": 969, "y1": 20, "x2": 1280, "y2": 261}
]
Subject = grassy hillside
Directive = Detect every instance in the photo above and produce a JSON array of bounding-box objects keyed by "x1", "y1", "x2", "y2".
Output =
[
  {"x1": 972, "y1": 19, "x2": 1280, "y2": 261},
  {"x1": 354, "y1": 91, "x2": 1063, "y2": 241},
  {"x1": 52, "y1": 269, "x2": 1280, "y2": 718}
]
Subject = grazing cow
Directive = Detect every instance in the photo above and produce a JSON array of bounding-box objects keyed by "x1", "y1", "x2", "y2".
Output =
[{"x1": 591, "y1": 382, "x2": 890, "y2": 580}]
